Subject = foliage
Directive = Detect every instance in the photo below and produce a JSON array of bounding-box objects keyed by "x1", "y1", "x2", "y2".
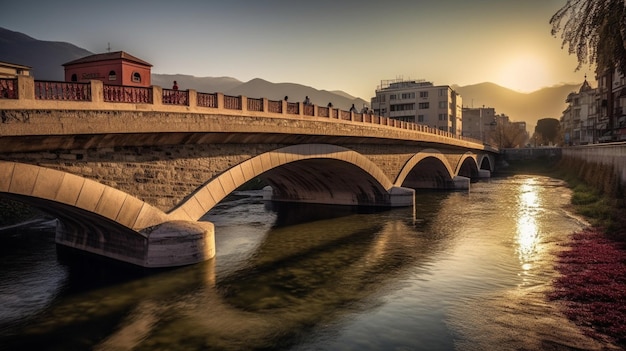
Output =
[
  {"x1": 487, "y1": 122, "x2": 528, "y2": 148},
  {"x1": 534, "y1": 118, "x2": 562, "y2": 145},
  {"x1": 550, "y1": 0, "x2": 626, "y2": 74}
]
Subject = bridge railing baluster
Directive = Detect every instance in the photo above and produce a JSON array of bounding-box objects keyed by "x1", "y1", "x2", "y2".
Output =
[
  {"x1": 197, "y1": 92, "x2": 218, "y2": 108},
  {"x1": 247, "y1": 97, "x2": 263, "y2": 112},
  {"x1": 224, "y1": 95, "x2": 242, "y2": 110},
  {"x1": 0, "y1": 78, "x2": 18, "y2": 99},
  {"x1": 10, "y1": 77, "x2": 487, "y2": 145}
]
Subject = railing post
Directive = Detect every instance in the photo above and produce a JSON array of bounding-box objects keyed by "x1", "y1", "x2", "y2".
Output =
[
  {"x1": 152, "y1": 85, "x2": 163, "y2": 107},
  {"x1": 262, "y1": 98, "x2": 269, "y2": 113},
  {"x1": 298, "y1": 102, "x2": 304, "y2": 116},
  {"x1": 313, "y1": 105, "x2": 318, "y2": 117},
  {"x1": 282, "y1": 99, "x2": 287, "y2": 115},
  {"x1": 188, "y1": 89, "x2": 197, "y2": 108},
  {"x1": 217, "y1": 93, "x2": 224, "y2": 109},
  {"x1": 91, "y1": 80, "x2": 103, "y2": 103},
  {"x1": 241, "y1": 95, "x2": 248, "y2": 112},
  {"x1": 17, "y1": 75, "x2": 35, "y2": 100}
]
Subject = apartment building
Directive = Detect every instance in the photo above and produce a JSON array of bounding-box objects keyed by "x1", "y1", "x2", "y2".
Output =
[
  {"x1": 461, "y1": 106, "x2": 496, "y2": 142},
  {"x1": 371, "y1": 79, "x2": 463, "y2": 136},
  {"x1": 560, "y1": 78, "x2": 598, "y2": 145}
]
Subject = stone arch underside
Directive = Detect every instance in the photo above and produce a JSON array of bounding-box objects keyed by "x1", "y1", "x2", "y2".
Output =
[
  {"x1": 170, "y1": 144, "x2": 396, "y2": 221},
  {"x1": 455, "y1": 153, "x2": 480, "y2": 180},
  {"x1": 394, "y1": 150, "x2": 456, "y2": 189},
  {"x1": 478, "y1": 154, "x2": 494, "y2": 171},
  {"x1": 0, "y1": 161, "x2": 168, "y2": 231}
]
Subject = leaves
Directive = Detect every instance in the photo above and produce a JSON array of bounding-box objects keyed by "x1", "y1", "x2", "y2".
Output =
[{"x1": 550, "y1": 0, "x2": 626, "y2": 74}]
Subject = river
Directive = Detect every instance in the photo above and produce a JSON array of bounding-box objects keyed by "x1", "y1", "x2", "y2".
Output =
[{"x1": 0, "y1": 175, "x2": 615, "y2": 350}]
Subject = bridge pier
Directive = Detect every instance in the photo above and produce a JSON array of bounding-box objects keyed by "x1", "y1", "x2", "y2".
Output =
[
  {"x1": 143, "y1": 221, "x2": 215, "y2": 268},
  {"x1": 262, "y1": 186, "x2": 415, "y2": 208},
  {"x1": 55, "y1": 220, "x2": 215, "y2": 268},
  {"x1": 478, "y1": 169, "x2": 491, "y2": 178},
  {"x1": 452, "y1": 176, "x2": 470, "y2": 190}
]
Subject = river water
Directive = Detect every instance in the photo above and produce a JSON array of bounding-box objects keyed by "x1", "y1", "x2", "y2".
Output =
[{"x1": 0, "y1": 175, "x2": 615, "y2": 350}]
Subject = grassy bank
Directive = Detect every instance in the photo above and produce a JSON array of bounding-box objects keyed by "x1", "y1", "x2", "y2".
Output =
[{"x1": 504, "y1": 156, "x2": 626, "y2": 347}]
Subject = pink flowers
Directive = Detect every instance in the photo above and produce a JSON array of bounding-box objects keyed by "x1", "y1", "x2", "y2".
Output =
[{"x1": 549, "y1": 228, "x2": 626, "y2": 346}]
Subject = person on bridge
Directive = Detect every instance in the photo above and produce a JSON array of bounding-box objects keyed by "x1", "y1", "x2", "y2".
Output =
[
  {"x1": 304, "y1": 96, "x2": 311, "y2": 105},
  {"x1": 172, "y1": 81, "x2": 179, "y2": 90},
  {"x1": 350, "y1": 104, "x2": 357, "y2": 113}
]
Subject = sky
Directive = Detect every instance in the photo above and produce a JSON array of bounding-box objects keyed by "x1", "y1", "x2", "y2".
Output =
[{"x1": 1, "y1": 0, "x2": 592, "y2": 99}]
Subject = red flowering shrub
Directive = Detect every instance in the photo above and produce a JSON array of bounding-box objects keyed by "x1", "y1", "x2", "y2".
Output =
[{"x1": 549, "y1": 228, "x2": 626, "y2": 346}]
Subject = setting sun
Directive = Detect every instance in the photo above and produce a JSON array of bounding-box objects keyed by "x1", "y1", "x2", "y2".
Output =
[{"x1": 497, "y1": 54, "x2": 552, "y2": 93}]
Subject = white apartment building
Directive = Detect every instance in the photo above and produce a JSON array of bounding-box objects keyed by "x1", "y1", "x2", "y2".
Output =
[
  {"x1": 561, "y1": 78, "x2": 598, "y2": 145},
  {"x1": 461, "y1": 106, "x2": 496, "y2": 142},
  {"x1": 371, "y1": 79, "x2": 463, "y2": 136}
]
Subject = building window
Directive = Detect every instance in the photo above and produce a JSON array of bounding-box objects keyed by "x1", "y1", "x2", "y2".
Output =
[
  {"x1": 439, "y1": 89, "x2": 447, "y2": 97},
  {"x1": 418, "y1": 115, "x2": 425, "y2": 123},
  {"x1": 71, "y1": 74, "x2": 77, "y2": 82},
  {"x1": 108, "y1": 70, "x2": 117, "y2": 81},
  {"x1": 390, "y1": 94, "x2": 396, "y2": 100},
  {"x1": 132, "y1": 72, "x2": 141, "y2": 83},
  {"x1": 390, "y1": 103, "x2": 415, "y2": 111},
  {"x1": 439, "y1": 114, "x2": 447, "y2": 121},
  {"x1": 419, "y1": 91, "x2": 428, "y2": 98},
  {"x1": 401, "y1": 92, "x2": 415, "y2": 99},
  {"x1": 438, "y1": 101, "x2": 446, "y2": 109},
  {"x1": 418, "y1": 102, "x2": 429, "y2": 109}
]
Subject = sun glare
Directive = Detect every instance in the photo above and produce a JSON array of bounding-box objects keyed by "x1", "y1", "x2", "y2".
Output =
[{"x1": 497, "y1": 54, "x2": 551, "y2": 93}]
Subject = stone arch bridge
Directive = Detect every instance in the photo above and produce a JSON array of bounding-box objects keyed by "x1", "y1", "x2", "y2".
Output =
[{"x1": 0, "y1": 77, "x2": 497, "y2": 267}]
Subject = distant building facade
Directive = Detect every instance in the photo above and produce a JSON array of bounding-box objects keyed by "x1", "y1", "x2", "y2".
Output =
[
  {"x1": 371, "y1": 79, "x2": 463, "y2": 136},
  {"x1": 0, "y1": 61, "x2": 31, "y2": 78},
  {"x1": 461, "y1": 106, "x2": 496, "y2": 142},
  {"x1": 63, "y1": 51, "x2": 152, "y2": 87},
  {"x1": 560, "y1": 78, "x2": 598, "y2": 145}
]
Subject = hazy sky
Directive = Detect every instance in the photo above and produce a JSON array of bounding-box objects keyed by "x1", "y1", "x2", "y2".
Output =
[{"x1": 1, "y1": 0, "x2": 591, "y2": 99}]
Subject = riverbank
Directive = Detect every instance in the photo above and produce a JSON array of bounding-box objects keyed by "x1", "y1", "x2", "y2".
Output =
[
  {"x1": 503, "y1": 157, "x2": 626, "y2": 348},
  {"x1": 549, "y1": 227, "x2": 626, "y2": 347}
]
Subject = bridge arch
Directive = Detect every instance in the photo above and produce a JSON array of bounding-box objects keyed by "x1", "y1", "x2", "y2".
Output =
[
  {"x1": 455, "y1": 152, "x2": 480, "y2": 179},
  {"x1": 170, "y1": 144, "x2": 396, "y2": 221},
  {"x1": 394, "y1": 149, "x2": 456, "y2": 189},
  {"x1": 0, "y1": 161, "x2": 168, "y2": 230},
  {"x1": 478, "y1": 154, "x2": 495, "y2": 172}
]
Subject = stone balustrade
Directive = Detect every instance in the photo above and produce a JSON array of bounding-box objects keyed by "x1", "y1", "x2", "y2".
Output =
[{"x1": 0, "y1": 76, "x2": 485, "y2": 145}]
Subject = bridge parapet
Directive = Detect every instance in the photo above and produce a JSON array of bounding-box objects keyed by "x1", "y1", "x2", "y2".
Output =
[{"x1": 1, "y1": 76, "x2": 489, "y2": 148}]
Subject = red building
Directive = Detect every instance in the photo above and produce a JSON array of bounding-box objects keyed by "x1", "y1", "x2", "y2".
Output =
[{"x1": 63, "y1": 51, "x2": 152, "y2": 87}]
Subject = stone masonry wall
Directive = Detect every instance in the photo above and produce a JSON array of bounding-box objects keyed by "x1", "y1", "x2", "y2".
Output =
[{"x1": 7, "y1": 144, "x2": 281, "y2": 211}]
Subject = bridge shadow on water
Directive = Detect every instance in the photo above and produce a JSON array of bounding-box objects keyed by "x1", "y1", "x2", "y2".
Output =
[{"x1": 1, "y1": 189, "x2": 458, "y2": 350}]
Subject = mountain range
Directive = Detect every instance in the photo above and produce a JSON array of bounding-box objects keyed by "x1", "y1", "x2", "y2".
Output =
[{"x1": 0, "y1": 27, "x2": 580, "y2": 130}]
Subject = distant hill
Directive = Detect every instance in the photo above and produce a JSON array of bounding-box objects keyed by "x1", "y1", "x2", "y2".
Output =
[
  {"x1": 454, "y1": 82, "x2": 580, "y2": 130},
  {"x1": 0, "y1": 26, "x2": 579, "y2": 129},
  {"x1": 222, "y1": 78, "x2": 367, "y2": 111},
  {"x1": 151, "y1": 74, "x2": 243, "y2": 93},
  {"x1": 0, "y1": 27, "x2": 92, "y2": 80}
]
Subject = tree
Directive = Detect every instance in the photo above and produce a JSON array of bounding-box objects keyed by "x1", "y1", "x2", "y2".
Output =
[
  {"x1": 550, "y1": 0, "x2": 626, "y2": 75},
  {"x1": 534, "y1": 118, "x2": 562, "y2": 145},
  {"x1": 488, "y1": 123, "x2": 529, "y2": 148}
]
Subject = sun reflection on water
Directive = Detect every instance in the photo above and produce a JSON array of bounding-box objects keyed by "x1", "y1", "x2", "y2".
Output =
[{"x1": 516, "y1": 179, "x2": 541, "y2": 269}]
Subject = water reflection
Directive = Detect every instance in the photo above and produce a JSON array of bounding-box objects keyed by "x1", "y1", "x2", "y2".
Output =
[
  {"x1": 0, "y1": 178, "x2": 602, "y2": 350},
  {"x1": 516, "y1": 178, "x2": 541, "y2": 270}
]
